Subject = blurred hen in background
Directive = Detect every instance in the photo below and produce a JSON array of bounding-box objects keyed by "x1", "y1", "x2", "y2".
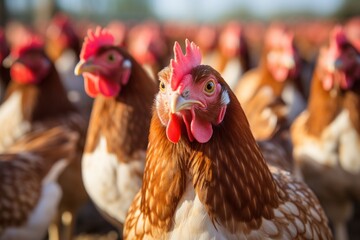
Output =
[
  {"x1": 0, "y1": 32, "x2": 87, "y2": 240},
  {"x1": 291, "y1": 25, "x2": 360, "y2": 240},
  {"x1": 215, "y1": 21, "x2": 251, "y2": 89},
  {"x1": 127, "y1": 21, "x2": 170, "y2": 81},
  {"x1": 0, "y1": 126, "x2": 79, "y2": 240},
  {"x1": 45, "y1": 13, "x2": 93, "y2": 122},
  {"x1": 74, "y1": 27, "x2": 157, "y2": 235}
]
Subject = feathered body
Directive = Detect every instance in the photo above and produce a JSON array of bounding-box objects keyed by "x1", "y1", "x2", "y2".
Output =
[
  {"x1": 124, "y1": 40, "x2": 332, "y2": 239},
  {"x1": 215, "y1": 21, "x2": 251, "y2": 90},
  {"x1": 291, "y1": 26, "x2": 360, "y2": 240},
  {"x1": 0, "y1": 126, "x2": 79, "y2": 240},
  {"x1": 234, "y1": 24, "x2": 306, "y2": 124},
  {"x1": 75, "y1": 27, "x2": 157, "y2": 227},
  {"x1": 45, "y1": 13, "x2": 93, "y2": 121},
  {"x1": 0, "y1": 35, "x2": 87, "y2": 240},
  {"x1": 127, "y1": 21, "x2": 169, "y2": 81}
]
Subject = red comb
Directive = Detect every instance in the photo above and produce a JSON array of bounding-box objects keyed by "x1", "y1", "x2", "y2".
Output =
[
  {"x1": 80, "y1": 26, "x2": 115, "y2": 60},
  {"x1": 329, "y1": 25, "x2": 348, "y2": 57},
  {"x1": 11, "y1": 34, "x2": 44, "y2": 58},
  {"x1": 331, "y1": 25, "x2": 348, "y2": 48},
  {"x1": 170, "y1": 39, "x2": 202, "y2": 90}
]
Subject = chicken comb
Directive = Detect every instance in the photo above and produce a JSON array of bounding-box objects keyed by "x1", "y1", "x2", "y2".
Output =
[
  {"x1": 328, "y1": 25, "x2": 349, "y2": 58},
  {"x1": 11, "y1": 34, "x2": 44, "y2": 58},
  {"x1": 170, "y1": 39, "x2": 202, "y2": 90},
  {"x1": 80, "y1": 26, "x2": 115, "y2": 60},
  {"x1": 331, "y1": 25, "x2": 348, "y2": 49}
]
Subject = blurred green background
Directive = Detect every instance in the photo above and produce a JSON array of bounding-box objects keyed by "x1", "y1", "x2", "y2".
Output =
[{"x1": 0, "y1": 0, "x2": 359, "y2": 26}]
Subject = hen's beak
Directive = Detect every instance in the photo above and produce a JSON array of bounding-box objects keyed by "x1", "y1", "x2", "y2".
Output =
[
  {"x1": 2, "y1": 55, "x2": 15, "y2": 68},
  {"x1": 74, "y1": 59, "x2": 98, "y2": 75},
  {"x1": 170, "y1": 93, "x2": 205, "y2": 114}
]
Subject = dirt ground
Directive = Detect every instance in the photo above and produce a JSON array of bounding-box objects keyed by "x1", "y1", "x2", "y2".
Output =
[{"x1": 73, "y1": 200, "x2": 122, "y2": 240}]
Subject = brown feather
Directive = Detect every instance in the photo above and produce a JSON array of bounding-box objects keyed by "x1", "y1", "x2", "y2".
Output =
[
  {"x1": 0, "y1": 126, "x2": 78, "y2": 232},
  {"x1": 85, "y1": 49, "x2": 157, "y2": 162},
  {"x1": 5, "y1": 63, "x2": 77, "y2": 123},
  {"x1": 306, "y1": 63, "x2": 343, "y2": 136},
  {"x1": 125, "y1": 64, "x2": 332, "y2": 239},
  {"x1": 3, "y1": 49, "x2": 88, "y2": 239},
  {"x1": 343, "y1": 81, "x2": 360, "y2": 134}
]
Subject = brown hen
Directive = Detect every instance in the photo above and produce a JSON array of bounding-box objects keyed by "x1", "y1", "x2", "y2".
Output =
[{"x1": 124, "y1": 40, "x2": 332, "y2": 239}]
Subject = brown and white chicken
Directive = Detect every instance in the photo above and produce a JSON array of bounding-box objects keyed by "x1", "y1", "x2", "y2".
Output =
[
  {"x1": 124, "y1": 40, "x2": 332, "y2": 239},
  {"x1": 74, "y1": 27, "x2": 157, "y2": 229},
  {"x1": 127, "y1": 21, "x2": 169, "y2": 82},
  {"x1": 0, "y1": 126, "x2": 78, "y2": 240},
  {"x1": 0, "y1": 34, "x2": 87, "y2": 240},
  {"x1": 291, "y1": 26, "x2": 360, "y2": 240},
  {"x1": 45, "y1": 13, "x2": 93, "y2": 122},
  {"x1": 214, "y1": 21, "x2": 251, "y2": 90},
  {"x1": 234, "y1": 23, "x2": 306, "y2": 125},
  {"x1": 345, "y1": 16, "x2": 360, "y2": 52}
]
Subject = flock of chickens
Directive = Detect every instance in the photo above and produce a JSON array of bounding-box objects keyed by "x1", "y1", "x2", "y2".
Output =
[{"x1": 0, "y1": 12, "x2": 360, "y2": 240}]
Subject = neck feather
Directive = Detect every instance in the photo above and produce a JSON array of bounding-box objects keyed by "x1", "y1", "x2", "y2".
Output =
[
  {"x1": 85, "y1": 60, "x2": 157, "y2": 162},
  {"x1": 141, "y1": 91, "x2": 281, "y2": 233}
]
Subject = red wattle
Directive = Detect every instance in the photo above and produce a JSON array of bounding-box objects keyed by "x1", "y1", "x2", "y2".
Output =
[
  {"x1": 84, "y1": 73, "x2": 120, "y2": 98},
  {"x1": 10, "y1": 63, "x2": 38, "y2": 84},
  {"x1": 98, "y1": 77, "x2": 120, "y2": 97},
  {"x1": 84, "y1": 75, "x2": 99, "y2": 98},
  {"x1": 190, "y1": 109, "x2": 213, "y2": 143},
  {"x1": 166, "y1": 114, "x2": 181, "y2": 143}
]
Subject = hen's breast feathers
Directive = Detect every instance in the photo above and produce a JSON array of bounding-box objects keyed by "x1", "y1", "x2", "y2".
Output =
[
  {"x1": 124, "y1": 94, "x2": 332, "y2": 239},
  {"x1": 0, "y1": 91, "x2": 30, "y2": 151},
  {"x1": 80, "y1": 53, "x2": 157, "y2": 227}
]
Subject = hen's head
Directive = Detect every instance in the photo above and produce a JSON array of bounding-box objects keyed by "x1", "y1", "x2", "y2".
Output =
[
  {"x1": 218, "y1": 21, "x2": 246, "y2": 58},
  {"x1": 318, "y1": 25, "x2": 360, "y2": 91},
  {"x1": 264, "y1": 24, "x2": 300, "y2": 82},
  {"x1": 127, "y1": 22, "x2": 167, "y2": 65},
  {"x1": 74, "y1": 27, "x2": 132, "y2": 98},
  {"x1": 345, "y1": 17, "x2": 360, "y2": 52},
  {"x1": 46, "y1": 13, "x2": 80, "y2": 60},
  {"x1": 156, "y1": 40, "x2": 230, "y2": 144},
  {"x1": 195, "y1": 24, "x2": 218, "y2": 54},
  {"x1": 5, "y1": 35, "x2": 51, "y2": 85}
]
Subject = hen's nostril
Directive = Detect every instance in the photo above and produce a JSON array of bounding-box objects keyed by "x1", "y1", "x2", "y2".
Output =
[{"x1": 182, "y1": 90, "x2": 189, "y2": 98}]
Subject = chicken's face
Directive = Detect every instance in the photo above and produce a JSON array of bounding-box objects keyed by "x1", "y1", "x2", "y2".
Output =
[
  {"x1": 6, "y1": 37, "x2": 51, "y2": 85},
  {"x1": 319, "y1": 26, "x2": 360, "y2": 91},
  {"x1": 74, "y1": 27, "x2": 131, "y2": 98},
  {"x1": 46, "y1": 14, "x2": 79, "y2": 61},
  {"x1": 265, "y1": 27, "x2": 300, "y2": 82},
  {"x1": 218, "y1": 22, "x2": 244, "y2": 58},
  {"x1": 156, "y1": 40, "x2": 230, "y2": 144}
]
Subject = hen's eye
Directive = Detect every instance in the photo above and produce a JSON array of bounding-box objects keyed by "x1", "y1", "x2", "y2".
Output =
[
  {"x1": 204, "y1": 80, "x2": 216, "y2": 95},
  {"x1": 159, "y1": 81, "x2": 166, "y2": 92},
  {"x1": 108, "y1": 54, "x2": 115, "y2": 62}
]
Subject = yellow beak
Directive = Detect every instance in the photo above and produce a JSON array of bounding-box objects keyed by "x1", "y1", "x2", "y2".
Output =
[
  {"x1": 74, "y1": 59, "x2": 98, "y2": 75},
  {"x1": 170, "y1": 92, "x2": 205, "y2": 114}
]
